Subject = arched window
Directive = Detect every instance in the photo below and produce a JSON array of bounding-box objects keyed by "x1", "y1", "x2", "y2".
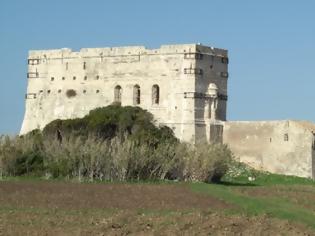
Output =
[
  {"x1": 114, "y1": 85, "x2": 122, "y2": 103},
  {"x1": 133, "y1": 85, "x2": 140, "y2": 105},
  {"x1": 152, "y1": 84, "x2": 160, "y2": 105}
]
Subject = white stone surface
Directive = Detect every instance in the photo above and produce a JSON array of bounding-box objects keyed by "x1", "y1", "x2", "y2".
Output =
[
  {"x1": 223, "y1": 120, "x2": 315, "y2": 178},
  {"x1": 20, "y1": 44, "x2": 228, "y2": 144}
]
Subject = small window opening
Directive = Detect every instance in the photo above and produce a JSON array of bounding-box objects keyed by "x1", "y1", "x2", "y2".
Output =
[
  {"x1": 62, "y1": 77, "x2": 65, "y2": 80},
  {"x1": 221, "y1": 57, "x2": 229, "y2": 64},
  {"x1": 284, "y1": 133, "x2": 289, "y2": 141},
  {"x1": 114, "y1": 85, "x2": 122, "y2": 103},
  {"x1": 133, "y1": 85, "x2": 140, "y2": 105},
  {"x1": 83, "y1": 62, "x2": 86, "y2": 70},
  {"x1": 51, "y1": 77, "x2": 54, "y2": 81},
  {"x1": 66, "y1": 89, "x2": 77, "y2": 98},
  {"x1": 73, "y1": 76, "x2": 76, "y2": 80},
  {"x1": 152, "y1": 84, "x2": 160, "y2": 105},
  {"x1": 84, "y1": 76, "x2": 87, "y2": 80},
  {"x1": 66, "y1": 62, "x2": 68, "y2": 70},
  {"x1": 96, "y1": 75, "x2": 99, "y2": 80},
  {"x1": 58, "y1": 89, "x2": 61, "y2": 93},
  {"x1": 96, "y1": 90, "x2": 100, "y2": 93},
  {"x1": 220, "y1": 72, "x2": 229, "y2": 78},
  {"x1": 83, "y1": 90, "x2": 86, "y2": 94},
  {"x1": 47, "y1": 90, "x2": 51, "y2": 94}
]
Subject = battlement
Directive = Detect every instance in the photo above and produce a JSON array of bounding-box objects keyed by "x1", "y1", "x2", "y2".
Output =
[{"x1": 28, "y1": 44, "x2": 228, "y2": 59}]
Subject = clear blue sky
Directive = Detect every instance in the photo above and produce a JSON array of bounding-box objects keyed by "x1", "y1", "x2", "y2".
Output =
[{"x1": 0, "y1": 0, "x2": 314, "y2": 135}]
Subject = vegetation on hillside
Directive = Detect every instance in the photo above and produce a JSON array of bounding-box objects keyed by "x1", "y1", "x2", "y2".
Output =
[{"x1": 0, "y1": 105, "x2": 232, "y2": 182}]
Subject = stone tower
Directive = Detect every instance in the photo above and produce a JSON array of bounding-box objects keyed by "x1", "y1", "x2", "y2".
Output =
[{"x1": 21, "y1": 44, "x2": 228, "y2": 144}]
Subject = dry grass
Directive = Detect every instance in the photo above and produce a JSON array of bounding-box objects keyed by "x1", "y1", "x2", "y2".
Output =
[{"x1": 0, "y1": 135, "x2": 232, "y2": 183}]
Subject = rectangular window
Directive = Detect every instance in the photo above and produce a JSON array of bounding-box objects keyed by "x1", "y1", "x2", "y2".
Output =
[
  {"x1": 27, "y1": 72, "x2": 39, "y2": 78},
  {"x1": 284, "y1": 133, "x2": 289, "y2": 141},
  {"x1": 25, "y1": 93, "x2": 37, "y2": 99},
  {"x1": 28, "y1": 59, "x2": 40, "y2": 65},
  {"x1": 184, "y1": 68, "x2": 203, "y2": 75},
  {"x1": 220, "y1": 72, "x2": 229, "y2": 78},
  {"x1": 184, "y1": 53, "x2": 203, "y2": 60},
  {"x1": 221, "y1": 57, "x2": 229, "y2": 64}
]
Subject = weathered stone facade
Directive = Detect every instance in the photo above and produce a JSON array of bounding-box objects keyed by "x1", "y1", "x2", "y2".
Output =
[
  {"x1": 20, "y1": 44, "x2": 228, "y2": 144},
  {"x1": 20, "y1": 43, "x2": 315, "y2": 179},
  {"x1": 223, "y1": 121, "x2": 315, "y2": 179}
]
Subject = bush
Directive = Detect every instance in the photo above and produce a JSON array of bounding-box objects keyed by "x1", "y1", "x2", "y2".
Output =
[
  {"x1": 0, "y1": 106, "x2": 233, "y2": 182},
  {"x1": 0, "y1": 134, "x2": 44, "y2": 176},
  {"x1": 0, "y1": 135, "x2": 232, "y2": 182}
]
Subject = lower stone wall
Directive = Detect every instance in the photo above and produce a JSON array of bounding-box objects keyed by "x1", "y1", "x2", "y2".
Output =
[{"x1": 223, "y1": 120, "x2": 314, "y2": 179}]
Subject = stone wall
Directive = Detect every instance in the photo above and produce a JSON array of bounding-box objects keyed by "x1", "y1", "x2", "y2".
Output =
[
  {"x1": 20, "y1": 44, "x2": 228, "y2": 144},
  {"x1": 223, "y1": 120, "x2": 315, "y2": 178}
]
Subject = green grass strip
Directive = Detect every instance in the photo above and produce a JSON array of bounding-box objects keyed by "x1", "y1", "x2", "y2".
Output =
[{"x1": 191, "y1": 183, "x2": 315, "y2": 229}]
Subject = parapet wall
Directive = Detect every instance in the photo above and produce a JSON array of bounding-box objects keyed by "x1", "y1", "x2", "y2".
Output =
[{"x1": 223, "y1": 120, "x2": 315, "y2": 178}]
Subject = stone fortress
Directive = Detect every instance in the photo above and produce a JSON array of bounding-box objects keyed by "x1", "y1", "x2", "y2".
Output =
[{"x1": 20, "y1": 44, "x2": 315, "y2": 179}]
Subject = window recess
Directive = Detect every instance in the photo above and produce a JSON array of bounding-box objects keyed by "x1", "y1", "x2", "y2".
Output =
[
  {"x1": 184, "y1": 67, "x2": 203, "y2": 75},
  {"x1": 220, "y1": 72, "x2": 229, "y2": 78},
  {"x1": 184, "y1": 53, "x2": 203, "y2": 60},
  {"x1": 25, "y1": 93, "x2": 37, "y2": 99},
  {"x1": 27, "y1": 72, "x2": 39, "y2": 78},
  {"x1": 28, "y1": 59, "x2": 40, "y2": 65},
  {"x1": 221, "y1": 57, "x2": 229, "y2": 64}
]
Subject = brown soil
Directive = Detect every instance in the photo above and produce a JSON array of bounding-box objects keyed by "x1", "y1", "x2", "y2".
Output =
[
  {"x1": 0, "y1": 181, "x2": 314, "y2": 236},
  {"x1": 0, "y1": 181, "x2": 228, "y2": 210},
  {"x1": 237, "y1": 185, "x2": 315, "y2": 211}
]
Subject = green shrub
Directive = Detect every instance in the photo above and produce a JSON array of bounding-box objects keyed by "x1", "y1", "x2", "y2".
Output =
[
  {"x1": 0, "y1": 135, "x2": 44, "y2": 176},
  {"x1": 43, "y1": 105, "x2": 177, "y2": 145},
  {"x1": 0, "y1": 106, "x2": 233, "y2": 182}
]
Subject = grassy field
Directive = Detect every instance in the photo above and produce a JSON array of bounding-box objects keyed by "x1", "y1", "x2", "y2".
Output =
[{"x1": 1, "y1": 174, "x2": 315, "y2": 235}]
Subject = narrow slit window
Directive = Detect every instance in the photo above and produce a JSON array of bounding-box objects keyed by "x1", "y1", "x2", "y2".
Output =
[
  {"x1": 152, "y1": 84, "x2": 160, "y2": 105},
  {"x1": 133, "y1": 85, "x2": 140, "y2": 105},
  {"x1": 114, "y1": 85, "x2": 122, "y2": 103},
  {"x1": 284, "y1": 133, "x2": 289, "y2": 141}
]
